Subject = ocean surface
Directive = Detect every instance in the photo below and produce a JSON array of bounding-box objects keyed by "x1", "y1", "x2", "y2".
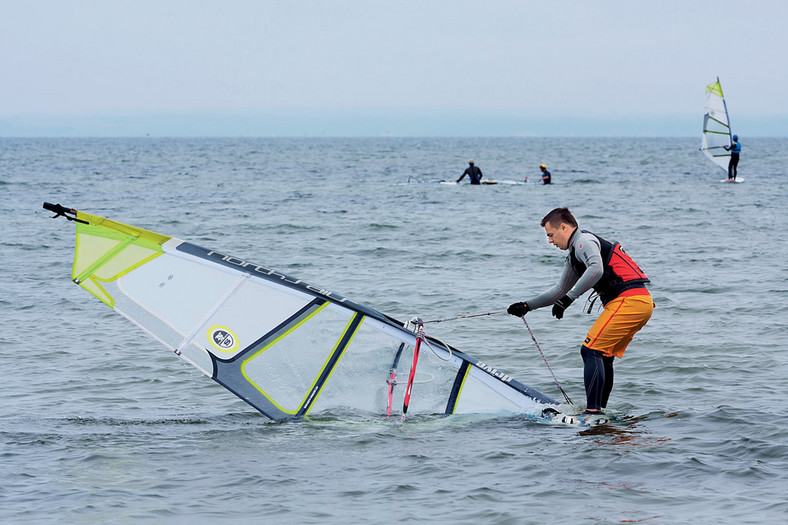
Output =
[{"x1": 2, "y1": 137, "x2": 787, "y2": 524}]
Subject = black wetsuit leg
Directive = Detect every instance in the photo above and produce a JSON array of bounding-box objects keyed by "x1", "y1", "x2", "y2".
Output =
[
  {"x1": 730, "y1": 153, "x2": 739, "y2": 180},
  {"x1": 580, "y1": 345, "x2": 606, "y2": 411},
  {"x1": 601, "y1": 355, "x2": 615, "y2": 409}
]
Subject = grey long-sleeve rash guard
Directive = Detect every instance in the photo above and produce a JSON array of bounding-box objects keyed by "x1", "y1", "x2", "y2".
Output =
[{"x1": 524, "y1": 229, "x2": 605, "y2": 310}]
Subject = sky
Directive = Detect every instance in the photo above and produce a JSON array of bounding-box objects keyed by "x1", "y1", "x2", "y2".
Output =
[{"x1": 2, "y1": 0, "x2": 787, "y2": 137}]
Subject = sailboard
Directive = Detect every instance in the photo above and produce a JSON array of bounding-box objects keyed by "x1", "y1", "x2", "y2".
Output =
[
  {"x1": 405, "y1": 176, "x2": 447, "y2": 184},
  {"x1": 43, "y1": 202, "x2": 565, "y2": 422},
  {"x1": 480, "y1": 180, "x2": 526, "y2": 185},
  {"x1": 701, "y1": 77, "x2": 733, "y2": 173}
]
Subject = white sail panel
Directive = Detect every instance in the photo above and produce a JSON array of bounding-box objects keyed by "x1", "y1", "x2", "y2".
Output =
[
  {"x1": 701, "y1": 78, "x2": 732, "y2": 172},
  {"x1": 311, "y1": 320, "x2": 460, "y2": 416},
  {"x1": 241, "y1": 303, "x2": 357, "y2": 414},
  {"x1": 453, "y1": 369, "x2": 525, "y2": 414},
  {"x1": 304, "y1": 311, "x2": 407, "y2": 414},
  {"x1": 117, "y1": 250, "x2": 241, "y2": 343}
]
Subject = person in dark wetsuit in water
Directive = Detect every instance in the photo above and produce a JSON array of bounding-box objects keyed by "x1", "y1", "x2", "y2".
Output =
[
  {"x1": 506, "y1": 207, "x2": 653, "y2": 416},
  {"x1": 723, "y1": 134, "x2": 741, "y2": 181},
  {"x1": 457, "y1": 159, "x2": 483, "y2": 184},
  {"x1": 538, "y1": 164, "x2": 552, "y2": 184}
]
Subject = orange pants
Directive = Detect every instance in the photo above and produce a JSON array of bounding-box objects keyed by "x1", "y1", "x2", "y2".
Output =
[{"x1": 583, "y1": 294, "x2": 653, "y2": 358}]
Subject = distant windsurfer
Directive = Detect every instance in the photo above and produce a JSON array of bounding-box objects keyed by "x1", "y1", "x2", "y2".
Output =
[
  {"x1": 506, "y1": 207, "x2": 653, "y2": 415},
  {"x1": 723, "y1": 134, "x2": 741, "y2": 181},
  {"x1": 538, "y1": 164, "x2": 552, "y2": 184},
  {"x1": 457, "y1": 159, "x2": 483, "y2": 185}
]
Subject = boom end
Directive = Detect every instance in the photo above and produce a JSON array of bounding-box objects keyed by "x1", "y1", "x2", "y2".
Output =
[{"x1": 43, "y1": 202, "x2": 87, "y2": 224}]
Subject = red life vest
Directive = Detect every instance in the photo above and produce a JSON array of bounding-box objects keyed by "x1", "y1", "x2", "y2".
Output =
[{"x1": 569, "y1": 230, "x2": 650, "y2": 305}]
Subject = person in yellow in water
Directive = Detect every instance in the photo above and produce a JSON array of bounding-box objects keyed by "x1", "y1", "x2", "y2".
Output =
[
  {"x1": 538, "y1": 164, "x2": 551, "y2": 184},
  {"x1": 507, "y1": 207, "x2": 653, "y2": 415}
]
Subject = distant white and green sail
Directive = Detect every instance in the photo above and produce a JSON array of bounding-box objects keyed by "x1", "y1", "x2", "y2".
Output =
[{"x1": 701, "y1": 77, "x2": 732, "y2": 172}]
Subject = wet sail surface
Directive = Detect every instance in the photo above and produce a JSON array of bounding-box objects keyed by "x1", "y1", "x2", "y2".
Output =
[{"x1": 46, "y1": 203, "x2": 557, "y2": 420}]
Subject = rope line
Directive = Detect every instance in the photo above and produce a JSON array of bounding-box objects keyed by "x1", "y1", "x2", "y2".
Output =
[
  {"x1": 422, "y1": 310, "x2": 505, "y2": 324},
  {"x1": 522, "y1": 317, "x2": 573, "y2": 405}
]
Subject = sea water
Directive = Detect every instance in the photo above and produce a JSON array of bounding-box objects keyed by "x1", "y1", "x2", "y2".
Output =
[{"x1": 1, "y1": 137, "x2": 787, "y2": 524}]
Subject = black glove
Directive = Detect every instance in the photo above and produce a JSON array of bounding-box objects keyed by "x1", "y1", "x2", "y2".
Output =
[
  {"x1": 551, "y1": 295, "x2": 573, "y2": 319},
  {"x1": 507, "y1": 302, "x2": 530, "y2": 317}
]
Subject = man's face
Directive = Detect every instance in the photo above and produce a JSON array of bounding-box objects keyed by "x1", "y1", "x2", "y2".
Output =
[{"x1": 544, "y1": 222, "x2": 573, "y2": 250}]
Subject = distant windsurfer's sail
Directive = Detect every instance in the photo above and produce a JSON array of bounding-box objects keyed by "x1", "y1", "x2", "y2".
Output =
[
  {"x1": 44, "y1": 203, "x2": 558, "y2": 421},
  {"x1": 701, "y1": 77, "x2": 732, "y2": 172}
]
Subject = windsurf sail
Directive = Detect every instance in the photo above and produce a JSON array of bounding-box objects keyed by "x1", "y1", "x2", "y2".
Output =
[
  {"x1": 44, "y1": 202, "x2": 558, "y2": 421},
  {"x1": 701, "y1": 77, "x2": 732, "y2": 172}
]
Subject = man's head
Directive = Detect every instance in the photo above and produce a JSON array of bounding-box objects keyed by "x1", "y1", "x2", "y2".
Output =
[
  {"x1": 468, "y1": 159, "x2": 474, "y2": 165},
  {"x1": 540, "y1": 207, "x2": 578, "y2": 250},
  {"x1": 540, "y1": 164, "x2": 546, "y2": 172}
]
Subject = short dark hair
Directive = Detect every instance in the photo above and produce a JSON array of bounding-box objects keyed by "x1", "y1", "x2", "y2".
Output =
[{"x1": 541, "y1": 207, "x2": 578, "y2": 228}]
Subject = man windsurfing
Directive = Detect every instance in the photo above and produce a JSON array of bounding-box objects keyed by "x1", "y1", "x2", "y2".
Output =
[{"x1": 507, "y1": 207, "x2": 653, "y2": 415}]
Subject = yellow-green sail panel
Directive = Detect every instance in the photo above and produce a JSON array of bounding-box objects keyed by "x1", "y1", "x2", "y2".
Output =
[
  {"x1": 705, "y1": 79, "x2": 723, "y2": 99},
  {"x1": 72, "y1": 212, "x2": 171, "y2": 307}
]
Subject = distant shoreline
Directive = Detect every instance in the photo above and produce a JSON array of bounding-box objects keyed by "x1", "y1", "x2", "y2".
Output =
[{"x1": 2, "y1": 111, "x2": 786, "y2": 138}]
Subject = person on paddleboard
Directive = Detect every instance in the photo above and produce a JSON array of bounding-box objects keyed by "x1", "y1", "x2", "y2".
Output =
[
  {"x1": 723, "y1": 134, "x2": 741, "y2": 181},
  {"x1": 538, "y1": 164, "x2": 552, "y2": 184},
  {"x1": 456, "y1": 159, "x2": 483, "y2": 185},
  {"x1": 506, "y1": 207, "x2": 653, "y2": 415}
]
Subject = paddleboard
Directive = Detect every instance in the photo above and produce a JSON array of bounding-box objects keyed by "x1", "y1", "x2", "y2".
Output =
[
  {"x1": 720, "y1": 178, "x2": 745, "y2": 183},
  {"x1": 479, "y1": 179, "x2": 526, "y2": 185},
  {"x1": 405, "y1": 177, "x2": 446, "y2": 184}
]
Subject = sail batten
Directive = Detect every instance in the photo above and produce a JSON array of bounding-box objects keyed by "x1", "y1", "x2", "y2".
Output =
[{"x1": 175, "y1": 272, "x2": 250, "y2": 355}]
